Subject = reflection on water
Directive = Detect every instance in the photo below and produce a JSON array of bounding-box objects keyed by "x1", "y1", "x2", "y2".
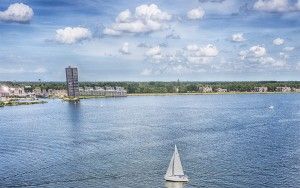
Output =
[
  {"x1": 67, "y1": 102, "x2": 81, "y2": 127},
  {"x1": 165, "y1": 181, "x2": 185, "y2": 188}
]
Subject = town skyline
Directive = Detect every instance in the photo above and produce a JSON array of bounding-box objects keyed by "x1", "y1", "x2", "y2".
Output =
[{"x1": 0, "y1": 0, "x2": 299, "y2": 81}]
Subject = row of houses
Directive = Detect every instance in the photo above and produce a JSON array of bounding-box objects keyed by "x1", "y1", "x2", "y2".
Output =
[
  {"x1": 0, "y1": 85, "x2": 67, "y2": 98},
  {"x1": 0, "y1": 85, "x2": 127, "y2": 98},
  {"x1": 197, "y1": 86, "x2": 299, "y2": 93},
  {"x1": 0, "y1": 86, "x2": 26, "y2": 97},
  {"x1": 79, "y1": 86, "x2": 127, "y2": 97}
]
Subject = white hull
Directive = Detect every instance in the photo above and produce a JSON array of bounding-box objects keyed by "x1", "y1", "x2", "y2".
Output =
[{"x1": 164, "y1": 175, "x2": 189, "y2": 182}]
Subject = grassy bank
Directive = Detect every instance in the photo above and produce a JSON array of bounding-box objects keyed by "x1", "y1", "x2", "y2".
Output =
[
  {"x1": 79, "y1": 95, "x2": 106, "y2": 99},
  {"x1": 0, "y1": 100, "x2": 47, "y2": 107}
]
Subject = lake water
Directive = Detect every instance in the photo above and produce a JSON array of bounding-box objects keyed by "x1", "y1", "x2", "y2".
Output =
[{"x1": 0, "y1": 94, "x2": 299, "y2": 187}]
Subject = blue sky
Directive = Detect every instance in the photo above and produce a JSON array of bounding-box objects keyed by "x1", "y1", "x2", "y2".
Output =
[{"x1": 0, "y1": 0, "x2": 299, "y2": 81}]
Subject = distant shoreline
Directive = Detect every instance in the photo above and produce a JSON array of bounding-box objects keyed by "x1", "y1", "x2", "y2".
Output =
[{"x1": 128, "y1": 92, "x2": 299, "y2": 96}]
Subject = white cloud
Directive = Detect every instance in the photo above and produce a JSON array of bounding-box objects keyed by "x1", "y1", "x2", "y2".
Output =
[
  {"x1": 239, "y1": 45, "x2": 288, "y2": 68},
  {"x1": 55, "y1": 27, "x2": 91, "y2": 44},
  {"x1": 249, "y1": 45, "x2": 267, "y2": 57},
  {"x1": 187, "y1": 7, "x2": 205, "y2": 20},
  {"x1": 232, "y1": 33, "x2": 245, "y2": 42},
  {"x1": 103, "y1": 28, "x2": 121, "y2": 36},
  {"x1": 135, "y1": 4, "x2": 171, "y2": 21},
  {"x1": 283, "y1": 46, "x2": 295, "y2": 52},
  {"x1": 104, "y1": 4, "x2": 172, "y2": 35},
  {"x1": 253, "y1": 0, "x2": 290, "y2": 12},
  {"x1": 143, "y1": 44, "x2": 220, "y2": 75},
  {"x1": 145, "y1": 46, "x2": 161, "y2": 56},
  {"x1": 186, "y1": 44, "x2": 199, "y2": 51},
  {"x1": 239, "y1": 45, "x2": 266, "y2": 60},
  {"x1": 273, "y1": 38, "x2": 284, "y2": 45},
  {"x1": 198, "y1": 44, "x2": 219, "y2": 57},
  {"x1": 0, "y1": 3, "x2": 33, "y2": 23},
  {"x1": 116, "y1": 9, "x2": 132, "y2": 23},
  {"x1": 187, "y1": 44, "x2": 219, "y2": 57},
  {"x1": 119, "y1": 42, "x2": 130, "y2": 55}
]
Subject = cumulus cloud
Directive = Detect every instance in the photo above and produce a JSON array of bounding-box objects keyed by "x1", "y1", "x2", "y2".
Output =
[
  {"x1": 187, "y1": 7, "x2": 205, "y2": 20},
  {"x1": 119, "y1": 42, "x2": 130, "y2": 55},
  {"x1": 145, "y1": 46, "x2": 163, "y2": 63},
  {"x1": 143, "y1": 44, "x2": 220, "y2": 75},
  {"x1": 145, "y1": 46, "x2": 161, "y2": 56},
  {"x1": 232, "y1": 33, "x2": 245, "y2": 42},
  {"x1": 273, "y1": 38, "x2": 284, "y2": 45},
  {"x1": 239, "y1": 45, "x2": 287, "y2": 67},
  {"x1": 239, "y1": 45, "x2": 266, "y2": 60},
  {"x1": 103, "y1": 4, "x2": 172, "y2": 35},
  {"x1": 116, "y1": 9, "x2": 132, "y2": 23},
  {"x1": 249, "y1": 45, "x2": 267, "y2": 57},
  {"x1": 103, "y1": 28, "x2": 121, "y2": 36},
  {"x1": 55, "y1": 27, "x2": 91, "y2": 44},
  {"x1": 0, "y1": 3, "x2": 33, "y2": 23},
  {"x1": 186, "y1": 44, "x2": 219, "y2": 57},
  {"x1": 253, "y1": 0, "x2": 290, "y2": 12}
]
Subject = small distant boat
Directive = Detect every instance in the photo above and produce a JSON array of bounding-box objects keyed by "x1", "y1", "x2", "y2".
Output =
[
  {"x1": 269, "y1": 105, "x2": 274, "y2": 109},
  {"x1": 164, "y1": 145, "x2": 188, "y2": 182}
]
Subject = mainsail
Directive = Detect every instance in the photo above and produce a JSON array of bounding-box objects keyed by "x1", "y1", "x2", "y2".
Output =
[{"x1": 165, "y1": 145, "x2": 184, "y2": 177}]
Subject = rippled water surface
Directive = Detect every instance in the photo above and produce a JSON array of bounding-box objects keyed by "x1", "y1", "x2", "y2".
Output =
[{"x1": 0, "y1": 94, "x2": 300, "y2": 187}]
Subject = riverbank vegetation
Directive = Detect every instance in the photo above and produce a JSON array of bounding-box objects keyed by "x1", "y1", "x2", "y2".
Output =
[{"x1": 1, "y1": 81, "x2": 300, "y2": 94}]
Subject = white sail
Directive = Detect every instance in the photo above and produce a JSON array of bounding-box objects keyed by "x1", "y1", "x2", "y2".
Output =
[
  {"x1": 164, "y1": 145, "x2": 189, "y2": 182},
  {"x1": 165, "y1": 145, "x2": 184, "y2": 177},
  {"x1": 173, "y1": 145, "x2": 184, "y2": 176},
  {"x1": 165, "y1": 151, "x2": 175, "y2": 177}
]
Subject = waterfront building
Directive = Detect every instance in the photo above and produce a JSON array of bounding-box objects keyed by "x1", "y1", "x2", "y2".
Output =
[
  {"x1": 254, "y1": 87, "x2": 268, "y2": 92},
  {"x1": 51, "y1": 90, "x2": 67, "y2": 98},
  {"x1": 0, "y1": 97, "x2": 7, "y2": 102},
  {"x1": 65, "y1": 66, "x2": 79, "y2": 97},
  {"x1": 33, "y1": 87, "x2": 42, "y2": 96},
  {"x1": 0, "y1": 85, "x2": 10, "y2": 97},
  {"x1": 115, "y1": 87, "x2": 127, "y2": 96},
  {"x1": 9, "y1": 87, "x2": 25, "y2": 97},
  {"x1": 105, "y1": 86, "x2": 116, "y2": 97},
  {"x1": 276, "y1": 87, "x2": 291, "y2": 92},
  {"x1": 215, "y1": 88, "x2": 227, "y2": 92},
  {"x1": 292, "y1": 88, "x2": 300, "y2": 92},
  {"x1": 198, "y1": 86, "x2": 213, "y2": 93},
  {"x1": 79, "y1": 86, "x2": 127, "y2": 97},
  {"x1": 94, "y1": 87, "x2": 106, "y2": 96}
]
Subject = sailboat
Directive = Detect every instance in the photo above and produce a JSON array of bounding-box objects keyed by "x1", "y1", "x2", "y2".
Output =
[{"x1": 164, "y1": 145, "x2": 189, "y2": 182}]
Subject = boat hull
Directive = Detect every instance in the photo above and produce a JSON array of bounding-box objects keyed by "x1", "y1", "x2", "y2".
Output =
[{"x1": 164, "y1": 175, "x2": 189, "y2": 182}]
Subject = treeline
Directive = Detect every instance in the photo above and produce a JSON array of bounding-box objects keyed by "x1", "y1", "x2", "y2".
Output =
[{"x1": 1, "y1": 81, "x2": 300, "y2": 93}]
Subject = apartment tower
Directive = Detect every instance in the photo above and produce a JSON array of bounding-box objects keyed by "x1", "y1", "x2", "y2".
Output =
[{"x1": 65, "y1": 66, "x2": 79, "y2": 97}]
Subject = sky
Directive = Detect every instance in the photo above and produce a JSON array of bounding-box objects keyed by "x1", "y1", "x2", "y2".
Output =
[{"x1": 0, "y1": 0, "x2": 299, "y2": 81}]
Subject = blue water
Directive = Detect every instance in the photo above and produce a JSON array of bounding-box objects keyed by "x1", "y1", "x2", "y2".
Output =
[{"x1": 0, "y1": 94, "x2": 299, "y2": 187}]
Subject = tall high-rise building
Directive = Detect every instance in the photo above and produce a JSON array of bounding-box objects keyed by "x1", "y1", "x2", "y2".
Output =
[{"x1": 65, "y1": 66, "x2": 79, "y2": 97}]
